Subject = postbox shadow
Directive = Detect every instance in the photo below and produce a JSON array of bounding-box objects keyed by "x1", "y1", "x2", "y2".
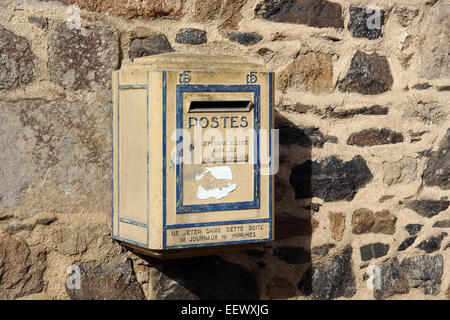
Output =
[
  {"x1": 131, "y1": 110, "x2": 313, "y2": 300},
  {"x1": 266, "y1": 110, "x2": 314, "y2": 299}
]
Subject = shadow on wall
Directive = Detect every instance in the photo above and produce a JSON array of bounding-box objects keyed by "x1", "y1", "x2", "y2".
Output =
[
  {"x1": 132, "y1": 110, "x2": 313, "y2": 300},
  {"x1": 265, "y1": 110, "x2": 314, "y2": 299}
]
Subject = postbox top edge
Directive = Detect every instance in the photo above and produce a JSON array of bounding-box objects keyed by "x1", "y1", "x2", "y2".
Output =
[
  {"x1": 133, "y1": 52, "x2": 255, "y2": 64},
  {"x1": 122, "y1": 52, "x2": 268, "y2": 71}
]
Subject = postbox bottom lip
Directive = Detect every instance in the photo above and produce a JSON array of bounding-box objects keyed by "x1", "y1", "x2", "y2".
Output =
[{"x1": 118, "y1": 240, "x2": 273, "y2": 259}]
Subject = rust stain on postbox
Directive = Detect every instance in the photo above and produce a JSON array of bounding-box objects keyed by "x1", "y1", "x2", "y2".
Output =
[{"x1": 112, "y1": 53, "x2": 275, "y2": 258}]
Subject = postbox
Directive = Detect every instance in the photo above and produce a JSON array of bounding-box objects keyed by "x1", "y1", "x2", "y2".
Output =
[{"x1": 112, "y1": 53, "x2": 275, "y2": 258}]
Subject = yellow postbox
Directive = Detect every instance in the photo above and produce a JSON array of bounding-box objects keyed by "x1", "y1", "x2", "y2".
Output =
[{"x1": 112, "y1": 53, "x2": 275, "y2": 258}]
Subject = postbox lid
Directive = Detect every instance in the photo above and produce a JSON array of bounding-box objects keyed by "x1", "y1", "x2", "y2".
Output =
[{"x1": 121, "y1": 52, "x2": 268, "y2": 72}]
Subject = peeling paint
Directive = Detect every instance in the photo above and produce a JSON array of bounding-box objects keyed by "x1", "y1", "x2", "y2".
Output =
[
  {"x1": 195, "y1": 166, "x2": 233, "y2": 181},
  {"x1": 197, "y1": 183, "x2": 237, "y2": 200},
  {"x1": 195, "y1": 166, "x2": 236, "y2": 199}
]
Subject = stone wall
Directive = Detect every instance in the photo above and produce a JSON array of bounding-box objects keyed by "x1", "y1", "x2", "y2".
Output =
[{"x1": 0, "y1": 0, "x2": 449, "y2": 300}]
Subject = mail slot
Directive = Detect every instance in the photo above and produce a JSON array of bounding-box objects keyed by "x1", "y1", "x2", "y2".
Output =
[{"x1": 112, "y1": 53, "x2": 275, "y2": 258}]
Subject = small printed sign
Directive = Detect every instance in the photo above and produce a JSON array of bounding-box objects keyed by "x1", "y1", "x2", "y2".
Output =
[{"x1": 166, "y1": 222, "x2": 270, "y2": 247}]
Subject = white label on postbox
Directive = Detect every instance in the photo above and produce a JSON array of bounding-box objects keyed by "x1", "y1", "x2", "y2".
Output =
[{"x1": 195, "y1": 166, "x2": 236, "y2": 200}]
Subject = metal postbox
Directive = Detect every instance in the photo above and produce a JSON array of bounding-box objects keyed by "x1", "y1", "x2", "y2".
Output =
[{"x1": 112, "y1": 53, "x2": 275, "y2": 258}]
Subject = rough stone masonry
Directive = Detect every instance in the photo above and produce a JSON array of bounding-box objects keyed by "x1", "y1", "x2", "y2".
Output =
[{"x1": 0, "y1": 0, "x2": 449, "y2": 300}]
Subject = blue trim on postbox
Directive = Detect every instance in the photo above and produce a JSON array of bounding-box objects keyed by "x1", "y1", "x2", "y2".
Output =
[
  {"x1": 119, "y1": 217, "x2": 148, "y2": 228},
  {"x1": 268, "y1": 72, "x2": 273, "y2": 241},
  {"x1": 166, "y1": 237, "x2": 270, "y2": 249},
  {"x1": 113, "y1": 73, "x2": 151, "y2": 248},
  {"x1": 146, "y1": 71, "x2": 150, "y2": 247},
  {"x1": 118, "y1": 84, "x2": 147, "y2": 89},
  {"x1": 165, "y1": 218, "x2": 270, "y2": 229},
  {"x1": 163, "y1": 72, "x2": 273, "y2": 249},
  {"x1": 117, "y1": 73, "x2": 120, "y2": 237},
  {"x1": 174, "y1": 84, "x2": 261, "y2": 214},
  {"x1": 114, "y1": 72, "x2": 273, "y2": 250},
  {"x1": 162, "y1": 71, "x2": 167, "y2": 249},
  {"x1": 113, "y1": 236, "x2": 148, "y2": 248},
  {"x1": 111, "y1": 72, "x2": 117, "y2": 241}
]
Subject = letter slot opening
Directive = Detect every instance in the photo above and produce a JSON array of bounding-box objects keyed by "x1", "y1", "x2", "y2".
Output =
[{"x1": 189, "y1": 100, "x2": 253, "y2": 112}]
